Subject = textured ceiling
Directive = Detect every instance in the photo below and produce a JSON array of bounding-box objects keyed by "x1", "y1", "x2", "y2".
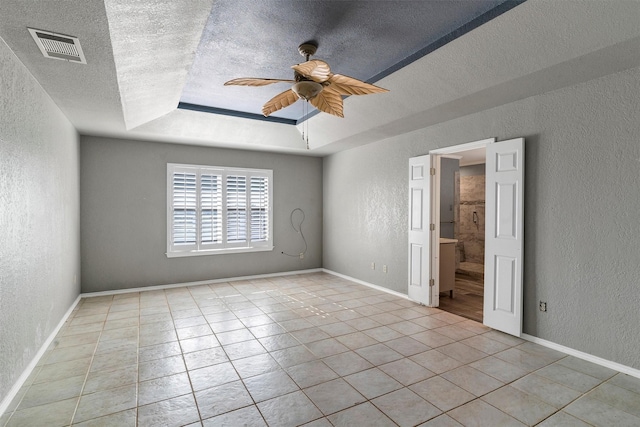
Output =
[
  {"x1": 1, "y1": 1, "x2": 640, "y2": 155},
  {"x1": 180, "y1": 0, "x2": 508, "y2": 121}
]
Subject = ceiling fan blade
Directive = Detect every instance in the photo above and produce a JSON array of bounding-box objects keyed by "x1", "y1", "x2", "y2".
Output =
[
  {"x1": 224, "y1": 78, "x2": 294, "y2": 87},
  {"x1": 262, "y1": 89, "x2": 299, "y2": 116},
  {"x1": 292, "y1": 60, "x2": 332, "y2": 83},
  {"x1": 309, "y1": 88, "x2": 344, "y2": 118},
  {"x1": 327, "y1": 74, "x2": 389, "y2": 95}
]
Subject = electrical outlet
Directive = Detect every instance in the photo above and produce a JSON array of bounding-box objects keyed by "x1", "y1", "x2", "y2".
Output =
[
  {"x1": 371, "y1": 262, "x2": 375, "y2": 270},
  {"x1": 299, "y1": 253, "x2": 304, "y2": 259},
  {"x1": 383, "y1": 265, "x2": 388, "y2": 273},
  {"x1": 539, "y1": 301, "x2": 547, "y2": 312}
]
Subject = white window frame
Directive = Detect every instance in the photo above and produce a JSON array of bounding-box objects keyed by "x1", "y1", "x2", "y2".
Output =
[{"x1": 166, "y1": 163, "x2": 273, "y2": 258}]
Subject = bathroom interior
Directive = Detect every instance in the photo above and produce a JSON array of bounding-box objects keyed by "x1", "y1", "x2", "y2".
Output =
[{"x1": 438, "y1": 152, "x2": 486, "y2": 322}]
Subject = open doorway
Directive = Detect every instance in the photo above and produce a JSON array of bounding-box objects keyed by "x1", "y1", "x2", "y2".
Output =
[{"x1": 437, "y1": 147, "x2": 486, "y2": 322}]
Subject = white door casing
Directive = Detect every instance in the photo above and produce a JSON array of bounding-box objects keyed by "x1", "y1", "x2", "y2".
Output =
[
  {"x1": 483, "y1": 138, "x2": 525, "y2": 336},
  {"x1": 408, "y1": 155, "x2": 432, "y2": 306}
]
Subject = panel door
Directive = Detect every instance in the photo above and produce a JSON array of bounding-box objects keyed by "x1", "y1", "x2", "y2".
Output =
[
  {"x1": 483, "y1": 138, "x2": 524, "y2": 336},
  {"x1": 408, "y1": 155, "x2": 433, "y2": 305}
]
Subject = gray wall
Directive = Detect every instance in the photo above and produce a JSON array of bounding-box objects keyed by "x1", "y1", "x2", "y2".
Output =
[
  {"x1": 324, "y1": 66, "x2": 640, "y2": 369},
  {"x1": 80, "y1": 136, "x2": 323, "y2": 292},
  {"x1": 0, "y1": 41, "x2": 80, "y2": 403}
]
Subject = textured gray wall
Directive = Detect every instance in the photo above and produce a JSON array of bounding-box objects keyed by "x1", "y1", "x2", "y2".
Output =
[
  {"x1": 81, "y1": 136, "x2": 322, "y2": 292},
  {"x1": 324, "y1": 66, "x2": 640, "y2": 369},
  {"x1": 0, "y1": 41, "x2": 80, "y2": 402}
]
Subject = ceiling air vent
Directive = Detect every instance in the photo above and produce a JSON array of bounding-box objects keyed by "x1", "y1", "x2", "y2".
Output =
[{"x1": 28, "y1": 28, "x2": 86, "y2": 64}]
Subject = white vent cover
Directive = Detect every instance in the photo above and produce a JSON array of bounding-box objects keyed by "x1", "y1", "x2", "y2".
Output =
[{"x1": 28, "y1": 28, "x2": 86, "y2": 64}]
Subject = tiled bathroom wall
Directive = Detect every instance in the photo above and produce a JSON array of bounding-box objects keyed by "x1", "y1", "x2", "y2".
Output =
[{"x1": 458, "y1": 175, "x2": 485, "y2": 265}]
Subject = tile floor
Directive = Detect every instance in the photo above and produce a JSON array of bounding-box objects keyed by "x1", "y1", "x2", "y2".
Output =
[{"x1": 2, "y1": 272, "x2": 640, "y2": 426}]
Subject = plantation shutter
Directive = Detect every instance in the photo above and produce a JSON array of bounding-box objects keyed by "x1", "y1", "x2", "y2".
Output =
[
  {"x1": 171, "y1": 171, "x2": 197, "y2": 249},
  {"x1": 226, "y1": 174, "x2": 247, "y2": 243},
  {"x1": 250, "y1": 176, "x2": 269, "y2": 242},
  {"x1": 167, "y1": 164, "x2": 272, "y2": 256},
  {"x1": 200, "y1": 173, "x2": 223, "y2": 245}
]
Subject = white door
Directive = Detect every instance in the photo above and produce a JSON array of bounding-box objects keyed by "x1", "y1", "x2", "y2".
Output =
[
  {"x1": 408, "y1": 155, "x2": 433, "y2": 305},
  {"x1": 483, "y1": 138, "x2": 525, "y2": 336}
]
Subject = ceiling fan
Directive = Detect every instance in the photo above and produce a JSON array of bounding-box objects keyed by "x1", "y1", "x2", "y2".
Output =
[{"x1": 224, "y1": 42, "x2": 389, "y2": 118}]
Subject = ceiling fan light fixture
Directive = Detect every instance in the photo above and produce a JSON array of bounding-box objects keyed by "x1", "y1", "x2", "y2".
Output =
[{"x1": 292, "y1": 81, "x2": 323, "y2": 101}]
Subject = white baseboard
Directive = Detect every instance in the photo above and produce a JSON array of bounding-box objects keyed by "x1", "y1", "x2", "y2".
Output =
[
  {"x1": 0, "y1": 295, "x2": 82, "y2": 418},
  {"x1": 321, "y1": 269, "x2": 410, "y2": 300},
  {"x1": 81, "y1": 268, "x2": 324, "y2": 298},
  {"x1": 522, "y1": 333, "x2": 640, "y2": 379}
]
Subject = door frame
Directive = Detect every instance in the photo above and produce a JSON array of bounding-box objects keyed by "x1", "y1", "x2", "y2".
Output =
[{"x1": 427, "y1": 138, "x2": 495, "y2": 308}]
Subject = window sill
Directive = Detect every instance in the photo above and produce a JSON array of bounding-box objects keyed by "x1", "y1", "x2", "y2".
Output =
[{"x1": 166, "y1": 246, "x2": 274, "y2": 258}]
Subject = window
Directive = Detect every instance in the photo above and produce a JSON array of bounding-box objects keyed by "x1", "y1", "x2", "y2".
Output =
[{"x1": 167, "y1": 163, "x2": 273, "y2": 257}]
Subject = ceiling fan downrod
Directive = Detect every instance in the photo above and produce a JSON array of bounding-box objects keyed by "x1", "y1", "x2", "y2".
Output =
[{"x1": 298, "y1": 42, "x2": 317, "y2": 62}]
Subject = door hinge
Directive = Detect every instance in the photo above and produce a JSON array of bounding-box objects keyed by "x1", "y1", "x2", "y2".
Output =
[
  {"x1": 429, "y1": 279, "x2": 435, "y2": 287},
  {"x1": 430, "y1": 223, "x2": 435, "y2": 231},
  {"x1": 430, "y1": 168, "x2": 436, "y2": 176}
]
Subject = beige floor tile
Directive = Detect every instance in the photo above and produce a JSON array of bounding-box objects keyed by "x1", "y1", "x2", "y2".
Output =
[
  {"x1": 323, "y1": 351, "x2": 373, "y2": 376},
  {"x1": 138, "y1": 372, "x2": 193, "y2": 406},
  {"x1": 138, "y1": 341, "x2": 182, "y2": 363},
  {"x1": 327, "y1": 402, "x2": 396, "y2": 427},
  {"x1": 437, "y1": 342, "x2": 489, "y2": 364},
  {"x1": 343, "y1": 368, "x2": 402, "y2": 400},
  {"x1": 5, "y1": 397, "x2": 77, "y2": 427},
  {"x1": 306, "y1": 337, "x2": 349, "y2": 358},
  {"x1": 33, "y1": 357, "x2": 91, "y2": 384},
  {"x1": 482, "y1": 385, "x2": 557, "y2": 425},
  {"x1": 73, "y1": 384, "x2": 137, "y2": 424},
  {"x1": 372, "y1": 388, "x2": 442, "y2": 427},
  {"x1": 188, "y1": 362, "x2": 240, "y2": 392},
  {"x1": 271, "y1": 345, "x2": 317, "y2": 368},
  {"x1": 609, "y1": 373, "x2": 640, "y2": 395},
  {"x1": 448, "y1": 399, "x2": 525, "y2": 427},
  {"x1": 304, "y1": 378, "x2": 366, "y2": 415},
  {"x1": 257, "y1": 390, "x2": 323, "y2": 427},
  {"x1": 138, "y1": 394, "x2": 200, "y2": 427},
  {"x1": 194, "y1": 380, "x2": 253, "y2": 419},
  {"x1": 258, "y1": 333, "x2": 300, "y2": 351},
  {"x1": 410, "y1": 330, "x2": 455, "y2": 348},
  {"x1": 410, "y1": 350, "x2": 464, "y2": 374},
  {"x1": 418, "y1": 414, "x2": 464, "y2": 426},
  {"x1": 232, "y1": 352, "x2": 280, "y2": 378},
  {"x1": 460, "y1": 334, "x2": 511, "y2": 354},
  {"x1": 72, "y1": 409, "x2": 137, "y2": 427},
  {"x1": 202, "y1": 405, "x2": 267, "y2": 427},
  {"x1": 379, "y1": 358, "x2": 435, "y2": 386},
  {"x1": 536, "y1": 362, "x2": 604, "y2": 392},
  {"x1": 536, "y1": 411, "x2": 593, "y2": 426},
  {"x1": 244, "y1": 369, "x2": 299, "y2": 402},
  {"x1": 363, "y1": 325, "x2": 404, "y2": 342},
  {"x1": 19, "y1": 374, "x2": 85, "y2": 410},
  {"x1": 441, "y1": 365, "x2": 504, "y2": 397},
  {"x1": 588, "y1": 382, "x2": 640, "y2": 417},
  {"x1": 286, "y1": 360, "x2": 339, "y2": 389},
  {"x1": 355, "y1": 343, "x2": 403, "y2": 365},
  {"x1": 44, "y1": 343, "x2": 96, "y2": 365},
  {"x1": 511, "y1": 373, "x2": 582, "y2": 408},
  {"x1": 384, "y1": 336, "x2": 431, "y2": 356},
  {"x1": 469, "y1": 356, "x2": 529, "y2": 383},
  {"x1": 138, "y1": 354, "x2": 186, "y2": 382},
  {"x1": 410, "y1": 376, "x2": 475, "y2": 412},
  {"x1": 565, "y1": 395, "x2": 640, "y2": 426},
  {"x1": 223, "y1": 338, "x2": 267, "y2": 360},
  {"x1": 83, "y1": 365, "x2": 138, "y2": 395},
  {"x1": 179, "y1": 334, "x2": 220, "y2": 353}
]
